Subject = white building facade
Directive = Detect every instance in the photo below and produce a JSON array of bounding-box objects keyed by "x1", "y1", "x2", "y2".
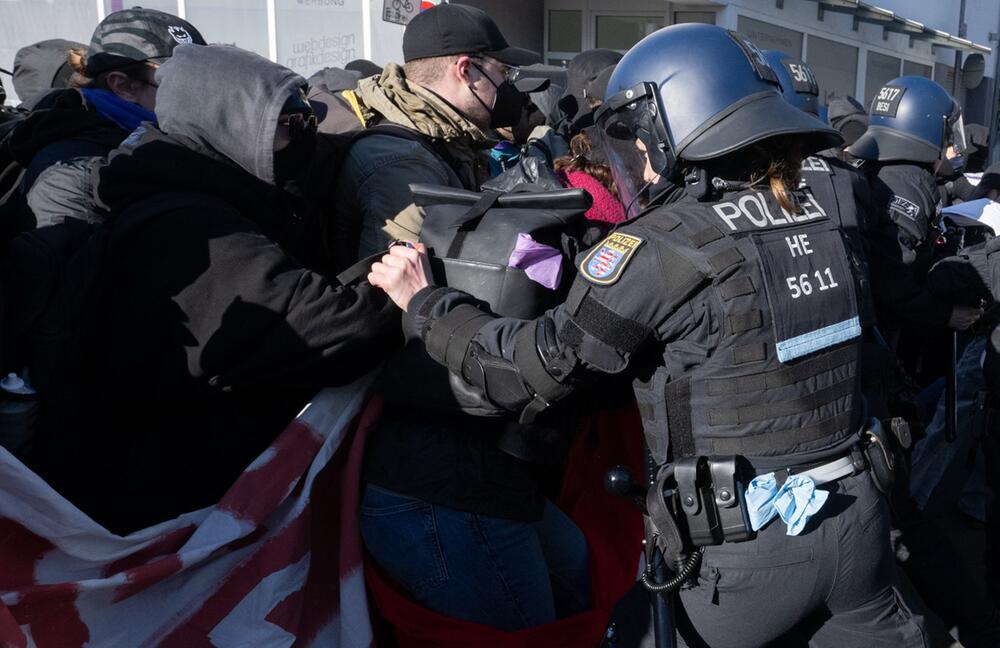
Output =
[
  {"x1": 0, "y1": 0, "x2": 439, "y2": 104},
  {"x1": 529, "y1": 0, "x2": 995, "y2": 119}
]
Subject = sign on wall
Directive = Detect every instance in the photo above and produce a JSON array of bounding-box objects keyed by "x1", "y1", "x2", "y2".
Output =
[
  {"x1": 276, "y1": 0, "x2": 362, "y2": 77},
  {"x1": 383, "y1": 0, "x2": 419, "y2": 25},
  {"x1": 382, "y1": 0, "x2": 441, "y2": 26}
]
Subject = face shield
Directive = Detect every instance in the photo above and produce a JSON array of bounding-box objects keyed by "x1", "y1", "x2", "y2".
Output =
[
  {"x1": 595, "y1": 82, "x2": 671, "y2": 218},
  {"x1": 946, "y1": 99, "x2": 967, "y2": 155}
]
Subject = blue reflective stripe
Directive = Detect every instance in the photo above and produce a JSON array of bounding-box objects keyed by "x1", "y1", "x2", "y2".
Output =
[{"x1": 775, "y1": 317, "x2": 861, "y2": 363}]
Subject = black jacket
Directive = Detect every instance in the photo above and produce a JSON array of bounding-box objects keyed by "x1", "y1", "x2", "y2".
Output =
[
  {"x1": 6, "y1": 89, "x2": 126, "y2": 191},
  {"x1": 0, "y1": 89, "x2": 125, "y2": 243},
  {"x1": 30, "y1": 129, "x2": 399, "y2": 534},
  {"x1": 865, "y1": 162, "x2": 952, "y2": 332}
]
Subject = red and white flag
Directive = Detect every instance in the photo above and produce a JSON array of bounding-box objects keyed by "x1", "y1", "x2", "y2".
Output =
[{"x1": 0, "y1": 379, "x2": 379, "y2": 648}]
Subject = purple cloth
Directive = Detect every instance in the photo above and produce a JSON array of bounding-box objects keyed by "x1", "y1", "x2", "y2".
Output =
[{"x1": 508, "y1": 233, "x2": 563, "y2": 290}]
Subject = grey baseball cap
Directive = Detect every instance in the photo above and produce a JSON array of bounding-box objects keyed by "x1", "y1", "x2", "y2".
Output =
[{"x1": 86, "y1": 7, "x2": 206, "y2": 76}]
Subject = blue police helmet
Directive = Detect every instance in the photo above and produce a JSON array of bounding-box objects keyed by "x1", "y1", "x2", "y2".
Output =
[
  {"x1": 848, "y1": 75, "x2": 965, "y2": 163},
  {"x1": 597, "y1": 24, "x2": 840, "y2": 166},
  {"x1": 594, "y1": 24, "x2": 840, "y2": 214},
  {"x1": 762, "y1": 50, "x2": 820, "y2": 116}
]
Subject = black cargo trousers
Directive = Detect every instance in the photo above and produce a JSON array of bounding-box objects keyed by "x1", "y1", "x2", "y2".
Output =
[{"x1": 676, "y1": 471, "x2": 928, "y2": 648}]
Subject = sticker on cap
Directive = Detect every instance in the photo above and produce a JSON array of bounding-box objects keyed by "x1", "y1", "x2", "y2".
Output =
[
  {"x1": 581, "y1": 232, "x2": 644, "y2": 285},
  {"x1": 168, "y1": 26, "x2": 193, "y2": 44}
]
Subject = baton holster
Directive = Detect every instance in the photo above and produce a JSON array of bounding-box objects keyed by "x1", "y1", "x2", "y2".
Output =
[{"x1": 864, "y1": 416, "x2": 910, "y2": 494}]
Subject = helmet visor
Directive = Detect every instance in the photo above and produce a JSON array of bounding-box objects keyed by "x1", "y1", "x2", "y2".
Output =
[
  {"x1": 596, "y1": 93, "x2": 667, "y2": 218},
  {"x1": 947, "y1": 102, "x2": 967, "y2": 154}
]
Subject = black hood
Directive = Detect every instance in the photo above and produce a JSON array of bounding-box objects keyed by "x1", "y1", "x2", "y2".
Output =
[
  {"x1": 558, "y1": 49, "x2": 623, "y2": 124},
  {"x1": 307, "y1": 66, "x2": 361, "y2": 93},
  {"x1": 826, "y1": 96, "x2": 867, "y2": 125},
  {"x1": 5, "y1": 89, "x2": 126, "y2": 165}
]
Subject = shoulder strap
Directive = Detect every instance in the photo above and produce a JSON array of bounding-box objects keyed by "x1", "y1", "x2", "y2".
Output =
[
  {"x1": 445, "y1": 190, "x2": 502, "y2": 258},
  {"x1": 340, "y1": 89, "x2": 367, "y2": 128}
]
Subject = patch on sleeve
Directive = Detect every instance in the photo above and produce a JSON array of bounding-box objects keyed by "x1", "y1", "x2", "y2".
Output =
[
  {"x1": 889, "y1": 195, "x2": 920, "y2": 222},
  {"x1": 580, "y1": 232, "x2": 645, "y2": 285},
  {"x1": 800, "y1": 156, "x2": 830, "y2": 173}
]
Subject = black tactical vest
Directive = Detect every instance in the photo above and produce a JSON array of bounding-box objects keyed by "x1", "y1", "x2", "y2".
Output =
[
  {"x1": 800, "y1": 155, "x2": 876, "y2": 327},
  {"x1": 629, "y1": 187, "x2": 864, "y2": 469}
]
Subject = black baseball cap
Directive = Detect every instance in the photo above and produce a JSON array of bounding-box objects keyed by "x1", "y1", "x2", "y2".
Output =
[
  {"x1": 403, "y1": 4, "x2": 539, "y2": 67},
  {"x1": 86, "y1": 7, "x2": 206, "y2": 76}
]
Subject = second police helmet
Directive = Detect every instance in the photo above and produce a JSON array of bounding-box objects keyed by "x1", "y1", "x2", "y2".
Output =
[
  {"x1": 762, "y1": 49, "x2": 820, "y2": 116},
  {"x1": 595, "y1": 24, "x2": 842, "y2": 215},
  {"x1": 848, "y1": 75, "x2": 966, "y2": 164}
]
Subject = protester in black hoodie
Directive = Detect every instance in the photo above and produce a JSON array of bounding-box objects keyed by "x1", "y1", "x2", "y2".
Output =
[{"x1": 27, "y1": 44, "x2": 399, "y2": 535}]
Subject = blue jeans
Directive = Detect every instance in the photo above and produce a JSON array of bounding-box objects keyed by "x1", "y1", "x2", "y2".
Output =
[{"x1": 360, "y1": 484, "x2": 591, "y2": 631}]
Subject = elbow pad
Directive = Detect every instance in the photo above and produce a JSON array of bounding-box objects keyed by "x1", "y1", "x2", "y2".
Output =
[
  {"x1": 512, "y1": 318, "x2": 578, "y2": 422},
  {"x1": 457, "y1": 319, "x2": 579, "y2": 421}
]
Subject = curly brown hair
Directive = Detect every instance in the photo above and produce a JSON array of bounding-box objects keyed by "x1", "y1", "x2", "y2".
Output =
[{"x1": 553, "y1": 131, "x2": 619, "y2": 198}]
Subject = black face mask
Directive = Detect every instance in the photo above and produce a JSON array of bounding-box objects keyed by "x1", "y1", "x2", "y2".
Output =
[
  {"x1": 469, "y1": 62, "x2": 525, "y2": 129},
  {"x1": 273, "y1": 113, "x2": 317, "y2": 186}
]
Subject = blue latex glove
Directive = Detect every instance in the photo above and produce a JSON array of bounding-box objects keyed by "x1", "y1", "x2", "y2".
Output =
[
  {"x1": 774, "y1": 475, "x2": 829, "y2": 536},
  {"x1": 744, "y1": 472, "x2": 830, "y2": 535},
  {"x1": 745, "y1": 472, "x2": 779, "y2": 531}
]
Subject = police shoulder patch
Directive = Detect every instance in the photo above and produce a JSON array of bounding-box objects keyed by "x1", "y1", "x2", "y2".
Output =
[
  {"x1": 889, "y1": 194, "x2": 920, "y2": 221},
  {"x1": 581, "y1": 232, "x2": 645, "y2": 285}
]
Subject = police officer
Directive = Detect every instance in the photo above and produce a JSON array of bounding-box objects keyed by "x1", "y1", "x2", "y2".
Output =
[
  {"x1": 370, "y1": 24, "x2": 928, "y2": 647},
  {"x1": 848, "y1": 76, "x2": 983, "y2": 340}
]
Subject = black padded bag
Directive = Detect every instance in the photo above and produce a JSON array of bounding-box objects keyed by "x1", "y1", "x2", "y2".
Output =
[
  {"x1": 412, "y1": 183, "x2": 592, "y2": 318},
  {"x1": 377, "y1": 183, "x2": 593, "y2": 417}
]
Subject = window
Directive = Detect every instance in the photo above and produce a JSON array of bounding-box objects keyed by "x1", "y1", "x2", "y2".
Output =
[
  {"x1": 274, "y1": 0, "x2": 363, "y2": 78},
  {"x1": 806, "y1": 35, "x2": 858, "y2": 104},
  {"x1": 673, "y1": 11, "x2": 715, "y2": 25},
  {"x1": 864, "y1": 51, "x2": 901, "y2": 107},
  {"x1": 185, "y1": 0, "x2": 268, "y2": 56},
  {"x1": 548, "y1": 10, "x2": 582, "y2": 54},
  {"x1": 595, "y1": 15, "x2": 664, "y2": 51},
  {"x1": 903, "y1": 60, "x2": 932, "y2": 79},
  {"x1": 934, "y1": 62, "x2": 965, "y2": 104},
  {"x1": 736, "y1": 15, "x2": 802, "y2": 59}
]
